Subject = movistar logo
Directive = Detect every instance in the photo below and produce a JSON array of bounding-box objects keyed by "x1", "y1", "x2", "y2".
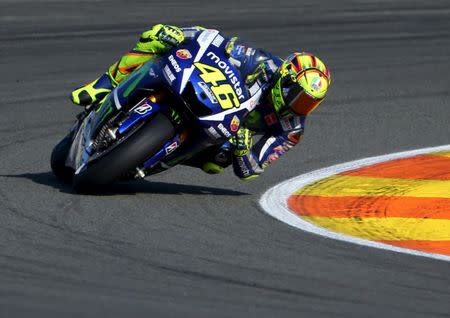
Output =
[{"x1": 206, "y1": 52, "x2": 245, "y2": 100}]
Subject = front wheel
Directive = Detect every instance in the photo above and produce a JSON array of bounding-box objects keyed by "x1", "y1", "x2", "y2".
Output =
[
  {"x1": 72, "y1": 113, "x2": 175, "y2": 192},
  {"x1": 51, "y1": 132, "x2": 75, "y2": 183}
]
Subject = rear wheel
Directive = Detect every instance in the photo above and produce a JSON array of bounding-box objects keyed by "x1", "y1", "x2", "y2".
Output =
[{"x1": 72, "y1": 113, "x2": 175, "y2": 193}]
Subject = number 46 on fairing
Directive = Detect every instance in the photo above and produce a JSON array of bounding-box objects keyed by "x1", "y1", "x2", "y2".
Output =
[{"x1": 194, "y1": 62, "x2": 240, "y2": 110}]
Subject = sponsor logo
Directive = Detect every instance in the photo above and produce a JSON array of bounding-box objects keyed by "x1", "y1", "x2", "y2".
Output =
[
  {"x1": 273, "y1": 145, "x2": 285, "y2": 154},
  {"x1": 212, "y1": 34, "x2": 225, "y2": 47},
  {"x1": 206, "y1": 126, "x2": 221, "y2": 139},
  {"x1": 268, "y1": 153, "x2": 279, "y2": 163},
  {"x1": 273, "y1": 142, "x2": 294, "y2": 155},
  {"x1": 264, "y1": 113, "x2": 278, "y2": 126},
  {"x1": 280, "y1": 118, "x2": 292, "y2": 131},
  {"x1": 206, "y1": 51, "x2": 245, "y2": 100},
  {"x1": 165, "y1": 141, "x2": 179, "y2": 155},
  {"x1": 176, "y1": 49, "x2": 192, "y2": 59},
  {"x1": 197, "y1": 29, "x2": 219, "y2": 46},
  {"x1": 311, "y1": 77, "x2": 322, "y2": 91},
  {"x1": 198, "y1": 82, "x2": 218, "y2": 104},
  {"x1": 134, "y1": 103, "x2": 152, "y2": 115},
  {"x1": 236, "y1": 156, "x2": 251, "y2": 177},
  {"x1": 230, "y1": 115, "x2": 240, "y2": 132},
  {"x1": 217, "y1": 123, "x2": 232, "y2": 138},
  {"x1": 235, "y1": 45, "x2": 246, "y2": 57},
  {"x1": 163, "y1": 65, "x2": 176, "y2": 83},
  {"x1": 245, "y1": 48, "x2": 255, "y2": 57},
  {"x1": 168, "y1": 55, "x2": 181, "y2": 73}
]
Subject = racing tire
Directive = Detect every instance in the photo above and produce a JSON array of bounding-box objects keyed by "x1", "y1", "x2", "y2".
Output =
[
  {"x1": 50, "y1": 132, "x2": 75, "y2": 183},
  {"x1": 72, "y1": 113, "x2": 175, "y2": 193}
]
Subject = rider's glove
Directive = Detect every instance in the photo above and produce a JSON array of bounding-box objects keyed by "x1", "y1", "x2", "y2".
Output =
[
  {"x1": 158, "y1": 25, "x2": 185, "y2": 46},
  {"x1": 245, "y1": 63, "x2": 269, "y2": 85},
  {"x1": 140, "y1": 24, "x2": 185, "y2": 48},
  {"x1": 230, "y1": 128, "x2": 253, "y2": 156}
]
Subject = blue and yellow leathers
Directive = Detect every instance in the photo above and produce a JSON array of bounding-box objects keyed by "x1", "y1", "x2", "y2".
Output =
[
  {"x1": 71, "y1": 24, "x2": 305, "y2": 180},
  {"x1": 222, "y1": 37, "x2": 305, "y2": 180},
  {"x1": 71, "y1": 24, "x2": 190, "y2": 105}
]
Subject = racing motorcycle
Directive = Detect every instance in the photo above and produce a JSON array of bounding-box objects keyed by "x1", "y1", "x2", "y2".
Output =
[{"x1": 51, "y1": 30, "x2": 262, "y2": 192}]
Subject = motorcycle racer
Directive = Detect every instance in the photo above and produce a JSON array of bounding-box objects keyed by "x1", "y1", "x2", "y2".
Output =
[{"x1": 71, "y1": 24, "x2": 331, "y2": 180}]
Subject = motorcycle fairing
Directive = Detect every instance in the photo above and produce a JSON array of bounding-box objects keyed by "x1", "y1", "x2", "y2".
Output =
[
  {"x1": 117, "y1": 98, "x2": 162, "y2": 135},
  {"x1": 67, "y1": 29, "x2": 265, "y2": 176}
]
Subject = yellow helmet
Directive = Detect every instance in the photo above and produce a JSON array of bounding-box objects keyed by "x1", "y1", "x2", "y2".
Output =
[{"x1": 271, "y1": 52, "x2": 331, "y2": 116}]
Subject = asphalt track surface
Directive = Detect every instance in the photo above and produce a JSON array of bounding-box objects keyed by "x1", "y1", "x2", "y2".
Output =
[{"x1": 1, "y1": 0, "x2": 449, "y2": 317}]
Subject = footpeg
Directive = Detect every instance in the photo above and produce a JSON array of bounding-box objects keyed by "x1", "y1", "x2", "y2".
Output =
[{"x1": 135, "y1": 167, "x2": 146, "y2": 179}]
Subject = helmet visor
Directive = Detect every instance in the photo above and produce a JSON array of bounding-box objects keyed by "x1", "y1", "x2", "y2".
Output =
[{"x1": 282, "y1": 78, "x2": 323, "y2": 116}]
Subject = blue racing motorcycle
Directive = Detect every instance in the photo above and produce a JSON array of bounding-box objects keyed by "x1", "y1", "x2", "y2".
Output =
[{"x1": 51, "y1": 30, "x2": 263, "y2": 192}]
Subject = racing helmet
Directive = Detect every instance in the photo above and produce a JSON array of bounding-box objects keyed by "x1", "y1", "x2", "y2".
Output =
[{"x1": 271, "y1": 52, "x2": 331, "y2": 116}]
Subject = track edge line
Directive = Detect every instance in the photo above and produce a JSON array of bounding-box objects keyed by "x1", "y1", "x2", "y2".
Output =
[{"x1": 259, "y1": 144, "x2": 450, "y2": 262}]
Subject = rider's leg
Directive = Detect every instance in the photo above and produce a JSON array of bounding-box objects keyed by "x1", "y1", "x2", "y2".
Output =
[
  {"x1": 70, "y1": 52, "x2": 156, "y2": 107},
  {"x1": 70, "y1": 24, "x2": 183, "y2": 107},
  {"x1": 70, "y1": 73, "x2": 113, "y2": 106}
]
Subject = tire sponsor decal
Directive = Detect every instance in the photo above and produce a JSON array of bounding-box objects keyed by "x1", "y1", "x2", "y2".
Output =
[{"x1": 134, "y1": 103, "x2": 152, "y2": 115}]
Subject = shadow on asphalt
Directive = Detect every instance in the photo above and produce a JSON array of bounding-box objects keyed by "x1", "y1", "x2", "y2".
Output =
[{"x1": 0, "y1": 172, "x2": 250, "y2": 196}]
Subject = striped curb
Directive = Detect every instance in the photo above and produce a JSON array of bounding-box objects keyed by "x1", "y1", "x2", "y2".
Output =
[{"x1": 260, "y1": 145, "x2": 450, "y2": 262}]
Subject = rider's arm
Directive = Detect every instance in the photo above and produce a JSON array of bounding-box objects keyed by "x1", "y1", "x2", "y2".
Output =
[
  {"x1": 226, "y1": 39, "x2": 290, "y2": 180},
  {"x1": 232, "y1": 113, "x2": 305, "y2": 180},
  {"x1": 225, "y1": 37, "x2": 283, "y2": 85}
]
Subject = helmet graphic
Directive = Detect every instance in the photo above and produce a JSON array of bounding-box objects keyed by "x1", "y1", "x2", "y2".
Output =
[{"x1": 271, "y1": 52, "x2": 331, "y2": 116}]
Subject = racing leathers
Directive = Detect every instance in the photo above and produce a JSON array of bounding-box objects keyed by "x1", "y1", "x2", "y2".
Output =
[{"x1": 71, "y1": 24, "x2": 305, "y2": 180}]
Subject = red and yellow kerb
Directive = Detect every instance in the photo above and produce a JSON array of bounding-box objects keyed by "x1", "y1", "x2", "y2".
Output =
[{"x1": 288, "y1": 150, "x2": 450, "y2": 256}]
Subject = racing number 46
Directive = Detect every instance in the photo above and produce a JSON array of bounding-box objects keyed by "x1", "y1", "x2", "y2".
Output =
[{"x1": 194, "y1": 62, "x2": 240, "y2": 110}]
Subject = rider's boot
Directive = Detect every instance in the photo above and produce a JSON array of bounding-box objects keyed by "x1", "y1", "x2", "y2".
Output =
[
  {"x1": 70, "y1": 24, "x2": 185, "y2": 108},
  {"x1": 70, "y1": 53, "x2": 155, "y2": 108},
  {"x1": 71, "y1": 73, "x2": 114, "y2": 107}
]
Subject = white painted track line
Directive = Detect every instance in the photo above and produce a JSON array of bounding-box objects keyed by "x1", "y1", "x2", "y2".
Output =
[{"x1": 260, "y1": 144, "x2": 450, "y2": 262}]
